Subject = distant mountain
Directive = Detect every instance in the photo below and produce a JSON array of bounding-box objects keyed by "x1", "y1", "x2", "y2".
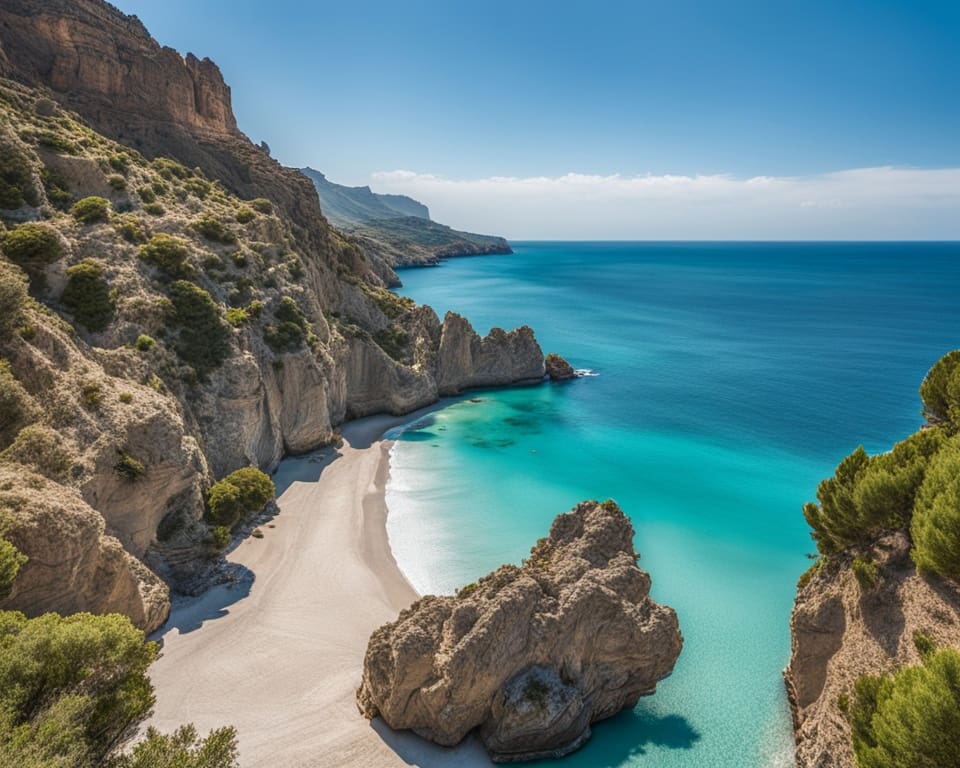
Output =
[{"x1": 301, "y1": 167, "x2": 512, "y2": 267}]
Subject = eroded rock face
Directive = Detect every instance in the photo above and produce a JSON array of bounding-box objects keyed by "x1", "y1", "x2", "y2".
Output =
[
  {"x1": 545, "y1": 353, "x2": 576, "y2": 381},
  {"x1": 785, "y1": 532, "x2": 960, "y2": 768},
  {"x1": 357, "y1": 501, "x2": 682, "y2": 762},
  {"x1": 436, "y1": 312, "x2": 545, "y2": 396}
]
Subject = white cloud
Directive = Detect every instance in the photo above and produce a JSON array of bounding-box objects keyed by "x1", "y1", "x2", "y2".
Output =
[{"x1": 369, "y1": 167, "x2": 960, "y2": 239}]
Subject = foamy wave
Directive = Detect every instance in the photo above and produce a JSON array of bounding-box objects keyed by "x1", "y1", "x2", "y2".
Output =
[{"x1": 575, "y1": 369, "x2": 600, "y2": 377}]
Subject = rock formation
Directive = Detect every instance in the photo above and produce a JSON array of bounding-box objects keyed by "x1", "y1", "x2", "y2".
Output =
[
  {"x1": 785, "y1": 531, "x2": 960, "y2": 768},
  {"x1": 357, "y1": 500, "x2": 682, "y2": 762},
  {"x1": 545, "y1": 353, "x2": 576, "y2": 381},
  {"x1": 0, "y1": 0, "x2": 547, "y2": 633}
]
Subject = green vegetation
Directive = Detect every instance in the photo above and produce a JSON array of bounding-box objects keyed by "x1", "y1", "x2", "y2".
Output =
[
  {"x1": 0, "y1": 142, "x2": 39, "y2": 209},
  {"x1": 919, "y1": 350, "x2": 960, "y2": 428},
  {"x1": 109, "y1": 724, "x2": 239, "y2": 768},
  {"x1": 136, "y1": 185, "x2": 156, "y2": 204},
  {"x1": 235, "y1": 207, "x2": 256, "y2": 224},
  {"x1": 150, "y1": 157, "x2": 191, "y2": 181},
  {"x1": 70, "y1": 196, "x2": 111, "y2": 225},
  {"x1": 850, "y1": 648, "x2": 960, "y2": 768},
  {"x1": 61, "y1": 259, "x2": 114, "y2": 332},
  {"x1": 210, "y1": 525, "x2": 231, "y2": 551},
  {"x1": 374, "y1": 325, "x2": 409, "y2": 361},
  {"x1": 107, "y1": 174, "x2": 126, "y2": 192},
  {"x1": 1, "y1": 424, "x2": 71, "y2": 480},
  {"x1": 138, "y1": 233, "x2": 192, "y2": 278},
  {"x1": 852, "y1": 556, "x2": 879, "y2": 590},
  {"x1": 913, "y1": 630, "x2": 937, "y2": 658},
  {"x1": 80, "y1": 381, "x2": 101, "y2": 409},
  {"x1": 263, "y1": 296, "x2": 311, "y2": 353},
  {"x1": 0, "y1": 361, "x2": 34, "y2": 450},
  {"x1": 225, "y1": 307, "x2": 249, "y2": 327},
  {"x1": 116, "y1": 216, "x2": 147, "y2": 244},
  {"x1": 910, "y1": 437, "x2": 960, "y2": 580},
  {"x1": 1, "y1": 224, "x2": 64, "y2": 282},
  {"x1": 168, "y1": 281, "x2": 232, "y2": 376},
  {"x1": 206, "y1": 467, "x2": 275, "y2": 529},
  {"x1": 0, "y1": 610, "x2": 155, "y2": 766},
  {"x1": 363, "y1": 285, "x2": 414, "y2": 319},
  {"x1": 803, "y1": 429, "x2": 944, "y2": 554},
  {"x1": 134, "y1": 334, "x2": 156, "y2": 352},
  {"x1": 142, "y1": 202, "x2": 165, "y2": 216},
  {"x1": 191, "y1": 216, "x2": 237, "y2": 245},
  {"x1": 0, "y1": 511, "x2": 26, "y2": 600},
  {"x1": 0, "y1": 261, "x2": 28, "y2": 335},
  {"x1": 41, "y1": 167, "x2": 72, "y2": 209},
  {"x1": 248, "y1": 198, "x2": 272, "y2": 214},
  {"x1": 113, "y1": 450, "x2": 145, "y2": 482}
]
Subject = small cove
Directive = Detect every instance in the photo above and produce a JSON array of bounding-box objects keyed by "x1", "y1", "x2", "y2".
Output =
[{"x1": 386, "y1": 241, "x2": 960, "y2": 767}]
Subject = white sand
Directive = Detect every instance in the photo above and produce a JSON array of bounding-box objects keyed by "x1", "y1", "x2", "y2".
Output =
[{"x1": 146, "y1": 411, "x2": 491, "y2": 767}]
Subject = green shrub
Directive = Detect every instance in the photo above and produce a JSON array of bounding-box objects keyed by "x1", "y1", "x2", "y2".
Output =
[
  {"x1": 235, "y1": 207, "x2": 256, "y2": 224},
  {"x1": 225, "y1": 307, "x2": 248, "y2": 327},
  {"x1": 0, "y1": 361, "x2": 35, "y2": 449},
  {"x1": 911, "y1": 437, "x2": 960, "y2": 580},
  {"x1": 1, "y1": 424, "x2": 71, "y2": 480},
  {"x1": 0, "y1": 261, "x2": 29, "y2": 334},
  {"x1": 248, "y1": 198, "x2": 272, "y2": 214},
  {"x1": 119, "y1": 392, "x2": 133, "y2": 404},
  {"x1": 137, "y1": 186, "x2": 156, "y2": 204},
  {"x1": 0, "y1": 611, "x2": 157, "y2": 766},
  {"x1": 1, "y1": 224, "x2": 64, "y2": 278},
  {"x1": 151, "y1": 157, "x2": 191, "y2": 180},
  {"x1": 108, "y1": 724, "x2": 239, "y2": 768},
  {"x1": 263, "y1": 297, "x2": 311, "y2": 353},
  {"x1": 116, "y1": 216, "x2": 148, "y2": 244},
  {"x1": 207, "y1": 467, "x2": 275, "y2": 529},
  {"x1": 797, "y1": 558, "x2": 823, "y2": 590},
  {"x1": 375, "y1": 325, "x2": 409, "y2": 361},
  {"x1": 70, "y1": 196, "x2": 111, "y2": 225},
  {"x1": 138, "y1": 233, "x2": 192, "y2": 278},
  {"x1": 108, "y1": 153, "x2": 130, "y2": 173},
  {"x1": 134, "y1": 334, "x2": 156, "y2": 352},
  {"x1": 114, "y1": 449, "x2": 145, "y2": 481},
  {"x1": 913, "y1": 630, "x2": 937, "y2": 658},
  {"x1": 184, "y1": 178, "x2": 212, "y2": 199},
  {"x1": 107, "y1": 174, "x2": 127, "y2": 191},
  {"x1": 920, "y1": 350, "x2": 960, "y2": 428},
  {"x1": 364, "y1": 285, "x2": 415, "y2": 319},
  {"x1": 61, "y1": 259, "x2": 114, "y2": 332},
  {"x1": 142, "y1": 202, "x2": 165, "y2": 216},
  {"x1": 0, "y1": 537, "x2": 26, "y2": 600},
  {"x1": 852, "y1": 556, "x2": 879, "y2": 590},
  {"x1": 191, "y1": 216, "x2": 237, "y2": 245},
  {"x1": 0, "y1": 143, "x2": 38, "y2": 209},
  {"x1": 850, "y1": 649, "x2": 960, "y2": 768},
  {"x1": 168, "y1": 281, "x2": 231, "y2": 375},
  {"x1": 80, "y1": 381, "x2": 101, "y2": 409},
  {"x1": 210, "y1": 525, "x2": 231, "y2": 551}
]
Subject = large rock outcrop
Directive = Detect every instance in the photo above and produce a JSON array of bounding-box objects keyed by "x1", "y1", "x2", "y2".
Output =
[
  {"x1": 785, "y1": 531, "x2": 960, "y2": 768},
  {"x1": 357, "y1": 500, "x2": 682, "y2": 762}
]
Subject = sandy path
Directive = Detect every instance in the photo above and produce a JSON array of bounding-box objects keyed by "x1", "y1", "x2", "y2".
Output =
[{"x1": 146, "y1": 411, "x2": 490, "y2": 767}]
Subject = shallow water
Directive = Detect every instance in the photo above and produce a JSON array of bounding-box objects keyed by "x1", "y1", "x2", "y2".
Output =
[{"x1": 385, "y1": 241, "x2": 960, "y2": 767}]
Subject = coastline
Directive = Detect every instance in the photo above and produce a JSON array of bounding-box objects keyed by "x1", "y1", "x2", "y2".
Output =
[{"x1": 145, "y1": 407, "x2": 491, "y2": 767}]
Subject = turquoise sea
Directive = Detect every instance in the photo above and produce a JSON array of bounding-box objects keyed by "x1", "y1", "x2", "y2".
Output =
[{"x1": 384, "y1": 241, "x2": 960, "y2": 768}]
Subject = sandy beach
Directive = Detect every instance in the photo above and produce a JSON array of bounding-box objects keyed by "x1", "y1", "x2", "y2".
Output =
[{"x1": 146, "y1": 409, "x2": 491, "y2": 767}]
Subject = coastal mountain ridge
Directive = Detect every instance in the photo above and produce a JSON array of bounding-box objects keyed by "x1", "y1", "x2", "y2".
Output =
[
  {"x1": 0, "y1": 0, "x2": 545, "y2": 634},
  {"x1": 301, "y1": 167, "x2": 513, "y2": 268}
]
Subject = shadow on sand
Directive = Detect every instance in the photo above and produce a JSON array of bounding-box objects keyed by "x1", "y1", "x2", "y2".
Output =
[{"x1": 369, "y1": 705, "x2": 701, "y2": 768}]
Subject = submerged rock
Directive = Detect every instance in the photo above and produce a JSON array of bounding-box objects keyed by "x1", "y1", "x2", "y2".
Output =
[
  {"x1": 357, "y1": 500, "x2": 682, "y2": 762},
  {"x1": 545, "y1": 353, "x2": 576, "y2": 381}
]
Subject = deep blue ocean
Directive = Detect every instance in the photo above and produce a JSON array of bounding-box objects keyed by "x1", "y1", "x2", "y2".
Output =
[{"x1": 384, "y1": 241, "x2": 960, "y2": 768}]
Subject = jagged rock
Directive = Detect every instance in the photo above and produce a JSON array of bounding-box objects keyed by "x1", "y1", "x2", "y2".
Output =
[
  {"x1": 436, "y1": 312, "x2": 545, "y2": 396},
  {"x1": 785, "y1": 531, "x2": 960, "y2": 768},
  {"x1": 545, "y1": 353, "x2": 576, "y2": 381},
  {"x1": 357, "y1": 500, "x2": 682, "y2": 762}
]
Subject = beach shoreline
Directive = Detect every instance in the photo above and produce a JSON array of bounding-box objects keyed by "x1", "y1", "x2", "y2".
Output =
[{"x1": 145, "y1": 406, "x2": 491, "y2": 767}]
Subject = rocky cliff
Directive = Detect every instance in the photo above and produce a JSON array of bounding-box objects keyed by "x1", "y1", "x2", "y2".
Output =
[
  {"x1": 0, "y1": 0, "x2": 546, "y2": 633},
  {"x1": 786, "y1": 532, "x2": 960, "y2": 768},
  {"x1": 357, "y1": 500, "x2": 682, "y2": 762}
]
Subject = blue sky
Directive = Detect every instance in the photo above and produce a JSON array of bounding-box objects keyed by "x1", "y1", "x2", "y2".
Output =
[{"x1": 113, "y1": 0, "x2": 960, "y2": 238}]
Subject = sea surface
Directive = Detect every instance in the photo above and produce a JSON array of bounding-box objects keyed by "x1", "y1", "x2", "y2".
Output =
[{"x1": 384, "y1": 241, "x2": 960, "y2": 768}]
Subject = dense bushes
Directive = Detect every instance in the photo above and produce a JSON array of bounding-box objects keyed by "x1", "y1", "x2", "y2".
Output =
[
  {"x1": 61, "y1": 259, "x2": 114, "y2": 332},
  {"x1": 0, "y1": 143, "x2": 39, "y2": 210},
  {"x1": 263, "y1": 296, "x2": 311, "y2": 353},
  {"x1": 109, "y1": 725, "x2": 239, "y2": 768},
  {"x1": 1, "y1": 424, "x2": 72, "y2": 480},
  {"x1": 0, "y1": 611, "x2": 156, "y2": 766},
  {"x1": 920, "y1": 350, "x2": 960, "y2": 429},
  {"x1": 70, "y1": 196, "x2": 111, "y2": 224},
  {"x1": 850, "y1": 648, "x2": 960, "y2": 768},
  {"x1": 138, "y1": 233, "x2": 192, "y2": 278},
  {"x1": 1, "y1": 224, "x2": 64, "y2": 283},
  {"x1": 207, "y1": 467, "x2": 275, "y2": 529},
  {"x1": 168, "y1": 281, "x2": 232, "y2": 375},
  {"x1": 0, "y1": 260, "x2": 28, "y2": 334},
  {"x1": 0, "y1": 518, "x2": 26, "y2": 600},
  {"x1": 803, "y1": 429, "x2": 944, "y2": 554},
  {"x1": 191, "y1": 216, "x2": 237, "y2": 245},
  {"x1": 910, "y1": 437, "x2": 960, "y2": 580}
]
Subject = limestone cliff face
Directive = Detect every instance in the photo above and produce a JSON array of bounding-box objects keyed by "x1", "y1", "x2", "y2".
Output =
[
  {"x1": 357, "y1": 501, "x2": 682, "y2": 762},
  {"x1": 785, "y1": 532, "x2": 960, "y2": 768},
  {"x1": 0, "y1": 1, "x2": 548, "y2": 635},
  {"x1": 437, "y1": 312, "x2": 545, "y2": 396}
]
